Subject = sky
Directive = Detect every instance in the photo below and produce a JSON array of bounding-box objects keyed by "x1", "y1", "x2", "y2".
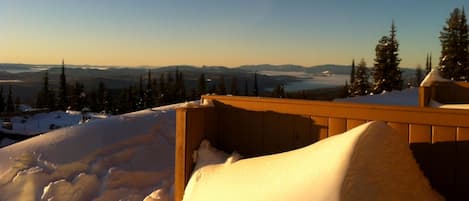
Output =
[{"x1": 0, "y1": 0, "x2": 467, "y2": 68}]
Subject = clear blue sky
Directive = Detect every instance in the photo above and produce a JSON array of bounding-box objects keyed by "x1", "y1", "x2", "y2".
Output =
[{"x1": 0, "y1": 0, "x2": 467, "y2": 67}]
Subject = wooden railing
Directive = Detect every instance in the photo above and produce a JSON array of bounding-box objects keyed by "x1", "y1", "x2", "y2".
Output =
[{"x1": 175, "y1": 96, "x2": 469, "y2": 201}]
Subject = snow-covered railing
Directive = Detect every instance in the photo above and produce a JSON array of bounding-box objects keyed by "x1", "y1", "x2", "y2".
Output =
[
  {"x1": 419, "y1": 81, "x2": 469, "y2": 107},
  {"x1": 175, "y1": 96, "x2": 469, "y2": 201}
]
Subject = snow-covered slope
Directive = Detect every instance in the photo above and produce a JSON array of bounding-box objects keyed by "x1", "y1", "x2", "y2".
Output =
[
  {"x1": 0, "y1": 104, "x2": 182, "y2": 201},
  {"x1": 0, "y1": 110, "x2": 108, "y2": 136},
  {"x1": 334, "y1": 88, "x2": 419, "y2": 106}
]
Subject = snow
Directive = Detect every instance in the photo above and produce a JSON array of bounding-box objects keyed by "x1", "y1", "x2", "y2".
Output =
[
  {"x1": 420, "y1": 69, "x2": 450, "y2": 87},
  {"x1": 335, "y1": 88, "x2": 419, "y2": 106},
  {"x1": 0, "y1": 110, "x2": 109, "y2": 136},
  {"x1": 429, "y1": 99, "x2": 469, "y2": 110},
  {"x1": 0, "y1": 103, "x2": 189, "y2": 201},
  {"x1": 183, "y1": 121, "x2": 442, "y2": 201}
]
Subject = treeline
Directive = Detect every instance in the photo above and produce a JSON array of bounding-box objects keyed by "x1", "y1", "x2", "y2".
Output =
[
  {"x1": 0, "y1": 85, "x2": 17, "y2": 113},
  {"x1": 32, "y1": 62, "x2": 263, "y2": 114},
  {"x1": 348, "y1": 7, "x2": 469, "y2": 97}
]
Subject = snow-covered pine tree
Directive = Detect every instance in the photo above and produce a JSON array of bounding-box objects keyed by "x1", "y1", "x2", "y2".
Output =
[
  {"x1": 372, "y1": 21, "x2": 402, "y2": 93},
  {"x1": 350, "y1": 59, "x2": 370, "y2": 96},
  {"x1": 439, "y1": 7, "x2": 469, "y2": 80}
]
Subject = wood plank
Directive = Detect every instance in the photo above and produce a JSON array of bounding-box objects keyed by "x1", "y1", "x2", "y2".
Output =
[
  {"x1": 347, "y1": 119, "x2": 366, "y2": 130},
  {"x1": 328, "y1": 118, "x2": 346, "y2": 136},
  {"x1": 205, "y1": 95, "x2": 469, "y2": 127},
  {"x1": 262, "y1": 112, "x2": 295, "y2": 155},
  {"x1": 311, "y1": 116, "x2": 328, "y2": 140},
  {"x1": 174, "y1": 108, "x2": 187, "y2": 201},
  {"x1": 219, "y1": 108, "x2": 263, "y2": 157},
  {"x1": 292, "y1": 115, "x2": 313, "y2": 148},
  {"x1": 455, "y1": 127, "x2": 469, "y2": 200},
  {"x1": 387, "y1": 122, "x2": 409, "y2": 142},
  {"x1": 409, "y1": 124, "x2": 432, "y2": 183},
  {"x1": 431, "y1": 126, "x2": 457, "y2": 200}
]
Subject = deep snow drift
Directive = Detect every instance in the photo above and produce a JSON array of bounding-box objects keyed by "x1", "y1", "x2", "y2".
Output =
[
  {"x1": 0, "y1": 104, "x2": 182, "y2": 201},
  {"x1": 183, "y1": 122, "x2": 442, "y2": 201}
]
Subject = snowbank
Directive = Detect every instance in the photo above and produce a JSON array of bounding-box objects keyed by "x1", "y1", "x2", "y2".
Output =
[
  {"x1": 0, "y1": 103, "x2": 187, "y2": 201},
  {"x1": 183, "y1": 121, "x2": 442, "y2": 201},
  {"x1": 335, "y1": 88, "x2": 419, "y2": 106},
  {"x1": 420, "y1": 69, "x2": 450, "y2": 87},
  {"x1": 0, "y1": 110, "x2": 109, "y2": 136}
]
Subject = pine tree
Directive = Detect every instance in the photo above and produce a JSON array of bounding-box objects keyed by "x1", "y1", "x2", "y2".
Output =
[
  {"x1": 137, "y1": 75, "x2": 144, "y2": 109},
  {"x1": 425, "y1": 53, "x2": 432, "y2": 75},
  {"x1": 6, "y1": 85, "x2": 14, "y2": 112},
  {"x1": 217, "y1": 75, "x2": 227, "y2": 95},
  {"x1": 230, "y1": 76, "x2": 238, "y2": 95},
  {"x1": 159, "y1": 73, "x2": 166, "y2": 103},
  {"x1": 97, "y1": 81, "x2": 106, "y2": 112},
  {"x1": 197, "y1": 73, "x2": 206, "y2": 97},
  {"x1": 348, "y1": 59, "x2": 355, "y2": 96},
  {"x1": 0, "y1": 86, "x2": 4, "y2": 113},
  {"x1": 144, "y1": 70, "x2": 155, "y2": 107},
  {"x1": 416, "y1": 65, "x2": 423, "y2": 86},
  {"x1": 372, "y1": 21, "x2": 402, "y2": 93},
  {"x1": 15, "y1": 97, "x2": 21, "y2": 112},
  {"x1": 350, "y1": 59, "x2": 356, "y2": 88},
  {"x1": 244, "y1": 79, "x2": 249, "y2": 96},
  {"x1": 350, "y1": 59, "x2": 370, "y2": 96},
  {"x1": 272, "y1": 84, "x2": 285, "y2": 98},
  {"x1": 58, "y1": 59, "x2": 68, "y2": 110},
  {"x1": 253, "y1": 72, "x2": 259, "y2": 96},
  {"x1": 439, "y1": 7, "x2": 469, "y2": 80}
]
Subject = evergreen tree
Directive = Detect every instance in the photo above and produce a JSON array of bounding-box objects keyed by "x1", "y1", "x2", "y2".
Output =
[
  {"x1": 103, "y1": 90, "x2": 113, "y2": 114},
  {"x1": 272, "y1": 84, "x2": 285, "y2": 98},
  {"x1": 144, "y1": 70, "x2": 155, "y2": 107},
  {"x1": 58, "y1": 59, "x2": 68, "y2": 110},
  {"x1": 6, "y1": 85, "x2": 14, "y2": 112},
  {"x1": 70, "y1": 82, "x2": 85, "y2": 111},
  {"x1": 216, "y1": 75, "x2": 227, "y2": 95},
  {"x1": 416, "y1": 65, "x2": 423, "y2": 86},
  {"x1": 348, "y1": 59, "x2": 356, "y2": 96},
  {"x1": 425, "y1": 53, "x2": 432, "y2": 75},
  {"x1": 159, "y1": 73, "x2": 166, "y2": 103},
  {"x1": 197, "y1": 73, "x2": 206, "y2": 97},
  {"x1": 137, "y1": 75, "x2": 144, "y2": 109},
  {"x1": 36, "y1": 71, "x2": 49, "y2": 108},
  {"x1": 253, "y1": 72, "x2": 259, "y2": 96},
  {"x1": 439, "y1": 7, "x2": 469, "y2": 80},
  {"x1": 244, "y1": 79, "x2": 249, "y2": 96},
  {"x1": 350, "y1": 59, "x2": 370, "y2": 96},
  {"x1": 372, "y1": 21, "x2": 402, "y2": 93},
  {"x1": 230, "y1": 76, "x2": 238, "y2": 95},
  {"x1": 350, "y1": 59, "x2": 355, "y2": 88},
  {"x1": 128, "y1": 86, "x2": 137, "y2": 111},
  {"x1": 0, "y1": 86, "x2": 4, "y2": 113},
  {"x1": 15, "y1": 96, "x2": 21, "y2": 112},
  {"x1": 97, "y1": 81, "x2": 106, "y2": 111}
]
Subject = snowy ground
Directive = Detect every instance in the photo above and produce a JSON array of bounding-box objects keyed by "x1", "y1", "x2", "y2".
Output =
[
  {"x1": 1, "y1": 110, "x2": 109, "y2": 148},
  {"x1": 334, "y1": 88, "x2": 419, "y2": 106},
  {"x1": 0, "y1": 104, "x2": 182, "y2": 201}
]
